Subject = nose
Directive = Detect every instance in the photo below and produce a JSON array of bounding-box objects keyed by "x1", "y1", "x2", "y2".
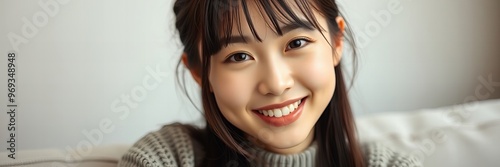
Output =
[{"x1": 257, "y1": 58, "x2": 294, "y2": 96}]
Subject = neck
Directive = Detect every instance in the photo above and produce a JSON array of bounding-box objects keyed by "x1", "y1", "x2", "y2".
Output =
[{"x1": 249, "y1": 128, "x2": 315, "y2": 154}]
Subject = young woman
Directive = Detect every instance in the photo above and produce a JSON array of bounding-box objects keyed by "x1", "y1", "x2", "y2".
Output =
[{"x1": 119, "y1": 0, "x2": 421, "y2": 166}]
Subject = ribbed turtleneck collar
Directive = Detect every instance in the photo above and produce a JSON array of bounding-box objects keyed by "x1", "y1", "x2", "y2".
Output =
[{"x1": 247, "y1": 141, "x2": 317, "y2": 167}]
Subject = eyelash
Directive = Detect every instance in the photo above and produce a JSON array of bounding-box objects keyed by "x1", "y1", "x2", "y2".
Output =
[
  {"x1": 285, "y1": 37, "x2": 313, "y2": 51},
  {"x1": 225, "y1": 52, "x2": 253, "y2": 63},
  {"x1": 224, "y1": 37, "x2": 314, "y2": 63}
]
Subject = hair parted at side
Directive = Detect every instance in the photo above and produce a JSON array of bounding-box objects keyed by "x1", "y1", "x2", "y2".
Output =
[{"x1": 174, "y1": 0, "x2": 364, "y2": 167}]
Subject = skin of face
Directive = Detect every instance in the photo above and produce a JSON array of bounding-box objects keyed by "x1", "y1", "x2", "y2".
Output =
[{"x1": 183, "y1": 2, "x2": 345, "y2": 154}]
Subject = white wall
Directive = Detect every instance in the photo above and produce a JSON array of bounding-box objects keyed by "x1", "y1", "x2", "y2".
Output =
[
  {"x1": 0, "y1": 0, "x2": 498, "y2": 151},
  {"x1": 339, "y1": 0, "x2": 500, "y2": 113}
]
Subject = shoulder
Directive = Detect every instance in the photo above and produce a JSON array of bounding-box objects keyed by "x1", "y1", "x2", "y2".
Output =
[
  {"x1": 118, "y1": 123, "x2": 205, "y2": 167},
  {"x1": 363, "y1": 143, "x2": 423, "y2": 167}
]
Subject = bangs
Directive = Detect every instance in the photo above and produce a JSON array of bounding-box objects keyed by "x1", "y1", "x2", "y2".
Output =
[{"x1": 203, "y1": 0, "x2": 325, "y2": 56}]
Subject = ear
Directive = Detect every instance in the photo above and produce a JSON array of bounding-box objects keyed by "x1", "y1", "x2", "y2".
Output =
[
  {"x1": 333, "y1": 16, "x2": 345, "y2": 66},
  {"x1": 181, "y1": 53, "x2": 202, "y2": 86}
]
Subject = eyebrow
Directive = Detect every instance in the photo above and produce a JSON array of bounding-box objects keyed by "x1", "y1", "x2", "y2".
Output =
[{"x1": 222, "y1": 21, "x2": 315, "y2": 45}]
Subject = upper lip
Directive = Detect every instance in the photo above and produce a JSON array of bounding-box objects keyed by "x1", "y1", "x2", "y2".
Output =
[{"x1": 253, "y1": 97, "x2": 305, "y2": 111}]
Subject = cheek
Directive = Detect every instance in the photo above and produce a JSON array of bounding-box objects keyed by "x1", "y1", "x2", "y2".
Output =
[
  {"x1": 209, "y1": 65, "x2": 253, "y2": 114},
  {"x1": 295, "y1": 48, "x2": 336, "y2": 92}
]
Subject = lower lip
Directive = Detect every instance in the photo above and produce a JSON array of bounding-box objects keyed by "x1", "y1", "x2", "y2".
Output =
[{"x1": 253, "y1": 97, "x2": 307, "y2": 127}]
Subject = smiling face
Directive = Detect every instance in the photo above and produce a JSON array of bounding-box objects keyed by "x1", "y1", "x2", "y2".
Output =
[{"x1": 200, "y1": 1, "x2": 345, "y2": 154}]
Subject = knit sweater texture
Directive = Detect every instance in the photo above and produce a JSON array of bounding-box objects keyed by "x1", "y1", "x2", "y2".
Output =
[{"x1": 118, "y1": 124, "x2": 422, "y2": 167}]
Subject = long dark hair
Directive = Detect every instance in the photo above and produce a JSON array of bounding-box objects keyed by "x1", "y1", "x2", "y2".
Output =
[{"x1": 174, "y1": 0, "x2": 363, "y2": 166}]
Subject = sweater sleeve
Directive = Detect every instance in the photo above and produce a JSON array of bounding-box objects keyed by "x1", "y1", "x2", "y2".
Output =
[
  {"x1": 364, "y1": 143, "x2": 423, "y2": 167},
  {"x1": 118, "y1": 125, "x2": 197, "y2": 167}
]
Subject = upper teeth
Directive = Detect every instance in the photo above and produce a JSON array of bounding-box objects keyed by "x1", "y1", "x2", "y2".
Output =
[{"x1": 258, "y1": 99, "x2": 301, "y2": 118}]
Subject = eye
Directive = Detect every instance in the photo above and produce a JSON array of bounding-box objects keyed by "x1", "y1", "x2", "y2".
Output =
[
  {"x1": 225, "y1": 52, "x2": 253, "y2": 63},
  {"x1": 286, "y1": 38, "x2": 311, "y2": 51}
]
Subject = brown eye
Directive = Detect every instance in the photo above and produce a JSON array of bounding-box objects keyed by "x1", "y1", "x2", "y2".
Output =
[
  {"x1": 226, "y1": 53, "x2": 253, "y2": 63},
  {"x1": 286, "y1": 38, "x2": 310, "y2": 51}
]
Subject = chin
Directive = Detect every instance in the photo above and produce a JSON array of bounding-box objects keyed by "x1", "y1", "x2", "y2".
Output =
[{"x1": 256, "y1": 125, "x2": 315, "y2": 153}]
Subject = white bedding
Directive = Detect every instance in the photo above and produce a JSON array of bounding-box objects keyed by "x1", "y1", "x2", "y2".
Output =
[{"x1": 358, "y1": 99, "x2": 500, "y2": 167}]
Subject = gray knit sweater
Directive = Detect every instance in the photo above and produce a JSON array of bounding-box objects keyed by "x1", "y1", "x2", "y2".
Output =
[{"x1": 118, "y1": 124, "x2": 422, "y2": 167}]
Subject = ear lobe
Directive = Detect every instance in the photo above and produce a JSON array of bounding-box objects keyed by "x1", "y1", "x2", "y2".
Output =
[
  {"x1": 334, "y1": 16, "x2": 346, "y2": 66},
  {"x1": 181, "y1": 53, "x2": 202, "y2": 86}
]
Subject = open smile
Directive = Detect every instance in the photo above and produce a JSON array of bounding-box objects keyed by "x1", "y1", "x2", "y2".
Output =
[{"x1": 252, "y1": 96, "x2": 307, "y2": 127}]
